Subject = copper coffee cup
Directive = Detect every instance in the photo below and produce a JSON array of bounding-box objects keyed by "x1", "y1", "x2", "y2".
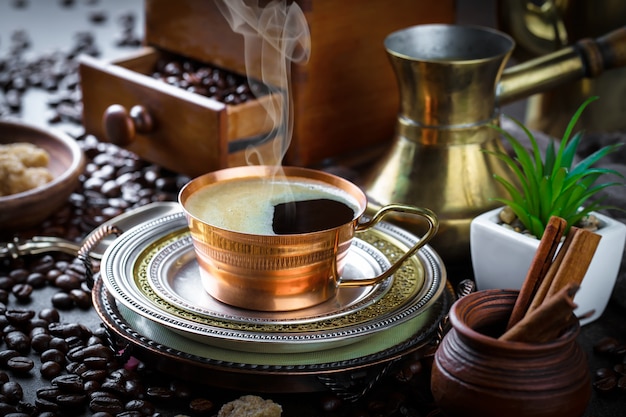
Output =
[{"x1": 179, "y1": 165, "x2": 438, "y2": 311}]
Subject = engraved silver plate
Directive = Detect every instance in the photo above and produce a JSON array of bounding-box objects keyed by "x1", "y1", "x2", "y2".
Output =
[
  {"x1": 146, "y1": 234, "x2": 393, "y2": 325},
  {"x1": 100, "y1": 212, "x2": 446, "y2": 353}
]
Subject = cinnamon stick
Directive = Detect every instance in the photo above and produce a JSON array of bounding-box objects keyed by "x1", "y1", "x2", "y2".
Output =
[
  {"x1": 526, "y1": 226, "x2": 577, "y2": 313},
  {"x1": 506, "y1": 216, "x2": 566, "y2": 330},
  {"x1": 544, "y1": 227, "x2": 601, "y2": 299},
  {"x1": 499, "y1": 283, "x2": 579, "y2": 343}
]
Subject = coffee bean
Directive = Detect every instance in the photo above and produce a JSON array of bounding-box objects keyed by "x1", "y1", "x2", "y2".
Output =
[
  {"x1": 8, "y1": 269, "x2": 27, "y2": 283},
  {"x1": 6, "y1": 356, "x2": 34, "y2": 373},
  {"x1": 83, "y1": 379, "x2": 101, "y2": 394},
  {"x1": 1, "y1": 381, "x2": 23, "y2": 403},
  {"x1": 87, "y1": 334, "x2": 104, "y2": 346},
  {"x1": 83, "y1": 356, "x2": 108, "y2": 370},
  {"x1": 45, "y1": 269, "x2": 62, "y2": 284},
  {"x1": 89, "y1": 394, "x2": 124, "y2": 414},
  {"x1": 26, "y1": 272, "x2": 46, "y2": 288},
  {"x1": 189, "y1": 397, "x2": 214, "y2": 414},
  {"x1": 5, "y1": 309, "x2": 35, "y2": 325},
  {"x1": 124, "y1": 378, "x2": 143, "y2": 398},
  {"x1": 125, "y1": 398, "x2": 155, "y2": 414},
  {"x1": 69, "y1": 288, "x2": 92, "y2": 308},
  {"x1": 4, "y1": 331, "x2": 30, "y2": 353},
  {"x1": 30, "y1": 317, "x2": 49, "y2": 330},
  {"x1": 594, "y1": 376, "x2": 617, "y2": 393},
  {"x1": 100, "y1": 379, "x2": 127, "y2": 397},
  {"x1": 32, "y1": 255, "x2": 55, "y2": 273},
  {"x1": 41, "y1": 348, "x2": 66, "y2": 364},
  {"x1": 66, "y1": 335, "x2": 85, "y2": 350},
  {"x1": 101, "y1": 179, "x2": 121, "y2": 197},
  {"x1": 40, "y1": 361, "x2": 63, "y2": 380},
  {"x1": 39, "y1": 308, "x2": 60, "y2": 323},
  {"x1": 54, "y1": 273, "x2": 81, "y2": 291},
  {"x1": 107, "y1": 367, "x2": 134, "y2": 382},
  {"x1": 52, "y1": 374, "x2": 84, "y2": 393},
  {"x1": 57, "y1": 393, "x2": 87, "y2": 408},
  {"x1": 614, "y1": 344, "x2": 626, "y2": 358},
  {"x1": 34, "y1": 398, "x2": 59, "y2": 413},
  {"x1": 11, "y1": 283, "x2": 33, "y2": 301},
  {"x1": 68, "y1": 344, "x2": 112, "y2": 362},
  {"x1": 66, "y1": 361, "x2": 88, "y2": 375},
  {"x1": 3, "y1": 324, "x2": 20, "y2": 333},
  {"x1": 36, "y1": 386, "x2": 63, "y2": 401},
  {"x1": 51, "y1": 291, "x2": 74, "y2": 309},
  {"x1": 594, "y1": 337, "x2": 620, "y2": 356},
  {"x1": 49, "y1": 336, "x2": 69, "y2": 353},
  {"x1": 146, "y1": 386, "x2": 175, "y2": 401},
  {"x1": 48, "y1": 322, "x2": 83, "y2": 338},
  {"x1": 82, "y1": 369, "x2": 108, "y2": 382},
  {"x1": 0, "y1": 276, "x2": 16, "y2": 290}
]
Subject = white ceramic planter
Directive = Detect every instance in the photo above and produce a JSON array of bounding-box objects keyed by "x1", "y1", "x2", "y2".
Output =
[{"x1": 470, "y1": 207, "x2": 626, "y2": 325}]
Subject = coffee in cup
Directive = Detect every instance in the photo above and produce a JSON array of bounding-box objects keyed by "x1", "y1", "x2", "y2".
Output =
[
  {"x1": 179, "y1": 165, "x2": 438, "y2": 311},
  {"x1": 182, "y1": 175, "x2": 360, "y2": 235}
]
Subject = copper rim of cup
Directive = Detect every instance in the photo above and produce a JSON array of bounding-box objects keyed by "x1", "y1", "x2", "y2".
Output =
[{"x1": 178, "y1": 165, "x2": 368, "y2": 237}]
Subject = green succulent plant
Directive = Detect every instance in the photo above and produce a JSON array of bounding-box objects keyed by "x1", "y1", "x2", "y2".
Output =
[{"x1": 487, "y1": 96, "x2": 624, "y2": 239}]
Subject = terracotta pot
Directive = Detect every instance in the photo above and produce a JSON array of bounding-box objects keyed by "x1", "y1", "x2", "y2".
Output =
[{"x1": 431, "y1": 289, "x2": 591, "y2": 417}]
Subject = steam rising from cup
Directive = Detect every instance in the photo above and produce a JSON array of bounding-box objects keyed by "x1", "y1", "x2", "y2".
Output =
[{"x1": 215, "y1": 0, "x2": 311, "y2": 167}]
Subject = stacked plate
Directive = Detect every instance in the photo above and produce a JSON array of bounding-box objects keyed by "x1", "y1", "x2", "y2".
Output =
[{"x1": 92, "y1": 203, "x2": 452, "y2": 393}]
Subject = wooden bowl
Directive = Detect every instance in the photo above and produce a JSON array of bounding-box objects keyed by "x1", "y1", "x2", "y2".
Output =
[{"x1": 0, "y1": 120, "x2": 85, "y2": 231}]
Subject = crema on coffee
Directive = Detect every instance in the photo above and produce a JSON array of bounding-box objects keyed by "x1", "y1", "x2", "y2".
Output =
[{"x1": 183, "y1": 176, "x2": 360, "y2": 235}]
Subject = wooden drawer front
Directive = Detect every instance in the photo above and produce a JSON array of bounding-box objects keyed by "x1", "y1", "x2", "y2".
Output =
[{"x1": 79, "y1": 49, "x2": 281, "y2": 177}]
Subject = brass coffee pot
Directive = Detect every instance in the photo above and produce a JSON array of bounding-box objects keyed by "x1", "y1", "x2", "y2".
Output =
[
  {"x1": 362, "y1": 24, "x2": 626, "y2": 269},
  {"x1": 498, "y1": 0, "x2": 626, "y2": 136}
]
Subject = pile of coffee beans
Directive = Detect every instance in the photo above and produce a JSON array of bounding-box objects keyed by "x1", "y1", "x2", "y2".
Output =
[
  {"x1": 592, "y1": 337, "x2": 626, "y2": 394},
  {"x1": 0, "y1": 0, "x2": 141, "y2": 123},
  {"x1": 150, "y1": 56, "x2": 264, "y2": 105},
  {"x1": 0, "y1": 304, "x2": 221, "y2": 416},
  {"x1": 0, "y1": 254, "x2": 91, "y2": 311}
]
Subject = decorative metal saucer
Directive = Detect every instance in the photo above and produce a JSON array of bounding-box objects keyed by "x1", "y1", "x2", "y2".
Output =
[
  {"x1": 100, "y1": 212, "x2": 446, "y2": 353},
  {"x1": 147, "y1": 233, "x2": 395, "y2": 325},
  {"x1": 93, "y1": 275, "x2": 454, "y2": 394}
]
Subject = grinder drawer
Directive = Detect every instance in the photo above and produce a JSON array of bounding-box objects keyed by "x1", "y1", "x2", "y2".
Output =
[{"x1": 79, "y1": 47, "x2": 281, "y2": 177}]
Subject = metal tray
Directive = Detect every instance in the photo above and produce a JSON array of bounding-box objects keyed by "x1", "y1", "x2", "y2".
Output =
[
  {"x1": 93, "y1": 275, "x2": 454, "y2": 395},
  {"x1": 100, "y1": 212, "x2": 446, "y2": 353}
]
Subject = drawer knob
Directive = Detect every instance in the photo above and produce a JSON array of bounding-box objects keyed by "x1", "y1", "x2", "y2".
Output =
[{"x1": 103, "y1": 104, "x2": 154, "y2": 146}]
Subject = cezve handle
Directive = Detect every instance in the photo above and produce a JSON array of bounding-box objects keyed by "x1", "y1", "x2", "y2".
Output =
[{"x1": 498, "y1": 26, "x2": 626, "y2": 105}]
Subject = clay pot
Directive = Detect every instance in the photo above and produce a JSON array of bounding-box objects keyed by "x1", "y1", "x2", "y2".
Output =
[{"x1": 431, "y1": 289, "x2": 591, "y2": 417}]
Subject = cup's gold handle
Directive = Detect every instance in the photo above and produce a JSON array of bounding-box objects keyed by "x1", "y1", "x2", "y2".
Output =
[{"x1": 338, "y1": 204, "x2": 439, "y2": 288}]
